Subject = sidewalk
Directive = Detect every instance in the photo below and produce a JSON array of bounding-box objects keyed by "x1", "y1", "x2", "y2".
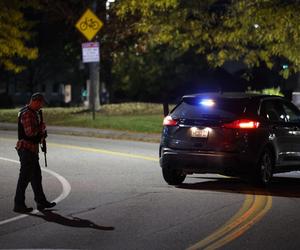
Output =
[{"x1": 0, "y1": 122, "x2": 161, "y2": 143}]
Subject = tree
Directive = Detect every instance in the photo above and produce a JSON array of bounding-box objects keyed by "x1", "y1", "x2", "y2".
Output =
[
  {"x1": 0, "y1": 1, "x2": 38, "y2": 73},
  {"x1": 37, "y1": 0, "x2": 109, "y2": 108},
  {"x1": 116, "y1": 0, "x2": 300, "y2": 78},
  {"x1": 112, "y1": 44, "x2": 211, "y2": 102}
]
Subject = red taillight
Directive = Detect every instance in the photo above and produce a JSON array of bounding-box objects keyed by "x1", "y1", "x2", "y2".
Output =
[
  {"x1": 163, "y1": 115, "x2": 178, "y2": 126},
  {"x1": 223, "y1": 119, "x2": 260, "y2": 129}
]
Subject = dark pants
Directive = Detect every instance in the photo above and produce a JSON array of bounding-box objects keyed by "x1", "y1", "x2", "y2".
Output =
[{"x1": 14, "y1": 149, "x2": 47, "y2": 206}]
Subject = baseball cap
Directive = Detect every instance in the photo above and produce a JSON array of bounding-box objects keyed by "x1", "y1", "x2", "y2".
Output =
[{"x1": 30, "y1": 92, "x2": 49, "y2": 105}]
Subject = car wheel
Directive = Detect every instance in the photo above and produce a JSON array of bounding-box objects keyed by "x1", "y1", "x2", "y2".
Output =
[
  {"x1": 160, "y1": 148, "x2": 186, "y2": 185},
  {"x1": 162, "y1": 167, "x2": 186, "y2": 185},
  {"x1": 256, "y1": 148, "x2": 273, "y2": 185}
]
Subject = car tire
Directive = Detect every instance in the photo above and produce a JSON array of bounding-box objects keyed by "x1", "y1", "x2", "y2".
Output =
[
  {"x1": 160, "y1": 148, "x2": 186, "y2": 185},
  {"x1": 256, "y1": 148, "x2": 274, "y2": 186},
  {"x1": 162, "y1": 167, "x2": 186, "y2": 185}
]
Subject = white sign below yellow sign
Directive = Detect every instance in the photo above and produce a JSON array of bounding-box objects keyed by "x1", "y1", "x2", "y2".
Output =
[
  {"x1": 75, "y1": 8, "x2": 103, "y2": 41},
  {"x1": 82, "y1": 42, "x2": 100, "y2": 63}
]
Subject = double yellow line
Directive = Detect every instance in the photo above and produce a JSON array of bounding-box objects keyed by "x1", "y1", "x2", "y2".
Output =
[
  {"x1": 0, "y1": 137, "x2": 272, "y2": 248},
  {"x1": 52, "y1": 141, "x2": 273, "y2": 249},
  {"x1": 187, "y1": 193, "x2": 272, "y2": 250}
]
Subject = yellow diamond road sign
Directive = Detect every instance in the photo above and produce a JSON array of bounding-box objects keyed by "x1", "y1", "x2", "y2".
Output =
[{"x1": 75, "y1": 8, "x2": 103, "y2": 41}]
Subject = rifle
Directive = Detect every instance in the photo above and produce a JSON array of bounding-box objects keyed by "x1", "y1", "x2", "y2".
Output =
[{"x1": 39, "y1": 110, "x2": 47, "y2": 167}]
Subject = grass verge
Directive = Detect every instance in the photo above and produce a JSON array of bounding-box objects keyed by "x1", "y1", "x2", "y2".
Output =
[{"x1": 0, "y1": 103, "x2": 167, "y2": 134}]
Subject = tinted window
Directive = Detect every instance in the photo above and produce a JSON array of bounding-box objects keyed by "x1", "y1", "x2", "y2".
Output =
[
  {"x1": 171, "y1": 97, "x2": 248, "y2": 119},
  {"x1": 260, "y1": 100, "x2": 284, "y2": 122},
  {"x1": 282, "y1": 102, "x2": 300, "y2": 122},
  {"x1": 261, "y1": 99, "x2": 300, "y2": 123}
]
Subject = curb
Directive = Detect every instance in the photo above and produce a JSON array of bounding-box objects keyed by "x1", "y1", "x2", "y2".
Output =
[{"x1": 0, "y1": 122, "x2": 161, "y2": 143}]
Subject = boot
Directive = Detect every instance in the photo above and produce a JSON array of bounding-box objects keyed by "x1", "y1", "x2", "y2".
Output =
[
  {"x1": 13, "y1": 204, "x2": 33, "y2": 213},
  {"x1": 37, "y1": 201, "x2": 56, "y2": 211}
]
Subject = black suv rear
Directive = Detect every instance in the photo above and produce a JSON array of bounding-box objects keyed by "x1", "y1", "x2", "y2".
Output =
[{"x1": 159, "y1": 93, "x2": 300, "y2": 185}]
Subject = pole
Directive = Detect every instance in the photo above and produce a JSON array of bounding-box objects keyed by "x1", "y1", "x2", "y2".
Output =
[
  {"x1": 89, "y1": 62, "x2": 96, "y2": 120},
  {"x1": 89, "y1": 0, "x2": 100, "y2": 120}
]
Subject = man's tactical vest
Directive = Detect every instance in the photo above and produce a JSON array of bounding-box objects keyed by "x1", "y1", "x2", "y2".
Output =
[{"x1": 18, "y1": 106, "x2": 41, "y2": 143}]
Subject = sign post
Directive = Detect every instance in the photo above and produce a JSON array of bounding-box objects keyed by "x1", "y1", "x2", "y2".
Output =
[{"x1": 76, "y1": 8, "x2": 103, "y2": 120}]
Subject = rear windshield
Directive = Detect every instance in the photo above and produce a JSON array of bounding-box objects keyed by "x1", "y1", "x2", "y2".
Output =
[{"x1": 171, "y1": 97, "x2": 249, "y2": 120}]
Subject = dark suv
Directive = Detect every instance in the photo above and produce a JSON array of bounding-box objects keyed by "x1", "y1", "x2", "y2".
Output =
[{"x1": 159, "y1": 93, "x2": 300, "y2": 185}]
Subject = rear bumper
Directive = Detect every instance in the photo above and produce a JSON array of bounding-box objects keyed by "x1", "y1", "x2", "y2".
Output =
[{"x1": 160, "y1": 147, "x2": 257, "y2": 175}]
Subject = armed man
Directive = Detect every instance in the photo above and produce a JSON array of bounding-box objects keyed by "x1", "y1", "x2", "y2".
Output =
[{"x1": 14, "y1": 93, "x2": 56, "y2": 213}]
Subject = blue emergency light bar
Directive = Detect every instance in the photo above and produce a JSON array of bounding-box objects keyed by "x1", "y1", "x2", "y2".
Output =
[{"x1": 200, "y1": 99, "x2": 215, "y2": 107}]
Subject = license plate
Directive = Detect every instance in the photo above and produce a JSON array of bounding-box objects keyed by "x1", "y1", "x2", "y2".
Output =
[{"x1": 190, "y1": 127, "x2": 209, "y2": 138}]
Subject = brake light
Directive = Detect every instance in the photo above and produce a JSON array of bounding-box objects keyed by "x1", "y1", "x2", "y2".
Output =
[
  {"x1": 223, "y1": 119, "x2": 260, "y2": 129},
  {"x1": 163, "y1": 116, "x2": 178, "y2": 126}
]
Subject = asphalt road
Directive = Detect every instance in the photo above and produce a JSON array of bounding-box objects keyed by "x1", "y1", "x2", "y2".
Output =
[{"x1": 1, "y1": 130, "x2": 300, "y2": 249}]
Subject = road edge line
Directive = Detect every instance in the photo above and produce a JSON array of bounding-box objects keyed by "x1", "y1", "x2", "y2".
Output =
[{"x1": 0, "y1": 157, "x2": 71, "y2": 226}]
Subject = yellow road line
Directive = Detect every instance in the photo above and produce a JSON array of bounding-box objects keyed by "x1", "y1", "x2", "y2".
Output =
[
  {"x1": 0, "y1": 138, "x2": 158, "y2": 162},
  {"x1": 186, "y1": 194, "x2": 254, "y2": 250},
  {"x1": 208, "y1": 194, "x2": 272, "y2": 250},
  {"x1": 187, "y1": 193, "x2": 272, "y2": 250},
  {"x1": 48, "y1": 142, "x2": 158, "y2": 162},
  {"x1": 0, "y1": 137, "x2": 272, "y2": 248}
]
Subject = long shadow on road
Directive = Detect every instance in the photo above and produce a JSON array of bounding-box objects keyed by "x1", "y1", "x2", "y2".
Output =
[
  {"x1": 29, "y1": 210, "x2": 115, "y2": 231},
  {"x1": 177, "y1": 175, "x2": 300, "y2": 198}
]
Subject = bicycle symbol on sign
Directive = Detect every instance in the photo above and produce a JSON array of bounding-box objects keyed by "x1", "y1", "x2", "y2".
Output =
[{"x1": 80, "y1": 17, "x2": 100, "y2": 31}]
